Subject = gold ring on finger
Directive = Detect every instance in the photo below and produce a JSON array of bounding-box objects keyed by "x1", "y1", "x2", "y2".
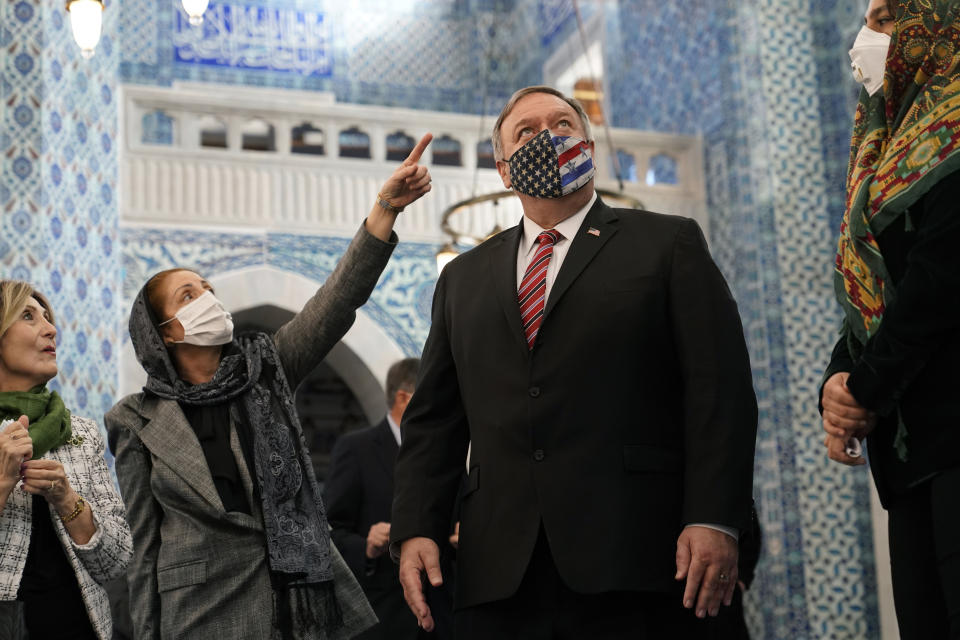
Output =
[{"x1": 48, "y1": 480, "x2": 56, "y2": 492}]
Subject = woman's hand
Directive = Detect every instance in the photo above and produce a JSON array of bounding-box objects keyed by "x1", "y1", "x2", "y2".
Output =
[
  {"x1": 22, "y1": 459, "x2": 75, "y2": 513},
  {"x1": 0, "y1": 417, "x2": 32, "y2": 496},
  {"x1": 379, "y1": 133, "x2": 434, "y2": 209},
  {"x1": 366, "y1": 134, "x2": 434, "y2": 241},
  {"x1": 823, "y1": 433, "x2": 867, "y2": 466},
  {"x1": 822, "y1": 372, "x2": 875, "y2": 439}
]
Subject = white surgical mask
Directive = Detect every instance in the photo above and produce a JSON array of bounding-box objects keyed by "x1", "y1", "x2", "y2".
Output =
[
  {"x1": 849, "y1": 26, "x2": 891, "y2": 97},
  {"x1": 159, "y1": 290, "x2": 234, "y2": 346}
]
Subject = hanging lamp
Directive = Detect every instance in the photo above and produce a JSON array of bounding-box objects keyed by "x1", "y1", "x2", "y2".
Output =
[
  {"x1": 66, "y1": 0, "x2": 104, "y2": 59},
  {"x1": 181, "y1": 0, "x2": 210, "y2": 26}
]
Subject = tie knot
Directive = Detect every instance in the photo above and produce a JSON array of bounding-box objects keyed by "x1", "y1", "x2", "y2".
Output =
[{"x1": 538, "y1": 230, "x2": 560, "y2": 247}]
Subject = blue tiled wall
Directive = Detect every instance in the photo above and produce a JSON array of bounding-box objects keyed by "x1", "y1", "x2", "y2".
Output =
[
  {"x1": 2, "y1": 0, "x2": 886, "y2": 636},
  {"x1": 1, "y1": 0, "x2": 121, "y2": 445}
]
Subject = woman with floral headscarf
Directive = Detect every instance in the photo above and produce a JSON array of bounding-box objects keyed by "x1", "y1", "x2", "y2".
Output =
[{"x1": 821, "y1": 0, "x2": 960, "y2": 636}]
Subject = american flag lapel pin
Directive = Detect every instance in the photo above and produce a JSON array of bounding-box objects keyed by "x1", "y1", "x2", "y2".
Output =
[{"x1": 587, "y1": 227, "x2": 600, "y2": 237}]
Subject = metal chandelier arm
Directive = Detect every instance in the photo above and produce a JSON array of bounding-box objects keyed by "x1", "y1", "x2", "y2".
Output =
[{"x1": 439, "y1": 188, "x2": 646, "y2": 247}]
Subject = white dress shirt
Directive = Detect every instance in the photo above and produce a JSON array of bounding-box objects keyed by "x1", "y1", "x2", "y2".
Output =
[
  {"x1": 516, "y1": 192, "x2": 596, "y2": 297},
  {"x1": 386, "y1": 413, "x2": 401, "y2": 446},
  {"x1": 514, "y1": 191, "x2": 737, "y2": 542}
]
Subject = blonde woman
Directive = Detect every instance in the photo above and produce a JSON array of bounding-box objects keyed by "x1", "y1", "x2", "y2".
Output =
[{"x1": 0, "y1": 281, "x2": 132, "y2": 639}]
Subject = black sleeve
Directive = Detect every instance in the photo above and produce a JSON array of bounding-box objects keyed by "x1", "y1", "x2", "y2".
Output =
[
  {"x1": 390, "y1": 269, "x2": 471, "y2": 558},
  {"x1": 818, "y1": 333, "x2": 855, "y2": 414},
  {"x1": 669, "y1": 218, "x2": 759, "y2": 532},
  {"x1": 323, "y1": 436, "x2": 367, "y2": 578},
  {"x1": 847, "y1": 173, "x2": 960, "y2": 414}
]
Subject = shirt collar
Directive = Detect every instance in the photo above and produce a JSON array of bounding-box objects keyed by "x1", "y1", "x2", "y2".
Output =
[
  {"x1": 520, "y1": 191, "x2": 598, "y2": 257},
  {"x1": 386, "y1": 413, "x2": 401, "y2": 446}
]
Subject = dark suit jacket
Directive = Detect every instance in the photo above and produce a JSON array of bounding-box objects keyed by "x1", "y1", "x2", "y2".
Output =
[
  {"x1": 391, "y1": 197, "x2": 758, "y2": 610},
  {"x1": 326, "y1": 421, "x2": 453, "y2": 640},
  {"x1": 822, "y1": 170, "x2": 960, "y2": 505}
]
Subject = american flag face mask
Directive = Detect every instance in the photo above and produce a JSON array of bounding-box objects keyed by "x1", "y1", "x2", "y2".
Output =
[{"x1": 507, "y1": 129, "x2": 595, "y2": 199}]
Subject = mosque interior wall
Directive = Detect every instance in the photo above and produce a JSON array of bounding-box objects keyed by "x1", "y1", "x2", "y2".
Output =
[{"x1": 1, "y1": 0, "x2": 890, "y2": 637}]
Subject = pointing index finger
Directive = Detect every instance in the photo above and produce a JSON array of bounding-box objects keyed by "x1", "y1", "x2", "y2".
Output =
[{"x1": 404, "y1": 133, "x2": 433, "y2": 166}]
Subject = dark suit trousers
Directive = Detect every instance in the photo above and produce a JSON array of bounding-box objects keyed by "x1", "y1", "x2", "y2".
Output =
[
  {"x1": 454, "y1": 527, "x2": 722, "y2": 640},
  {"x1": 888, "y1": 466, "x2": 960, "y2": 639}
]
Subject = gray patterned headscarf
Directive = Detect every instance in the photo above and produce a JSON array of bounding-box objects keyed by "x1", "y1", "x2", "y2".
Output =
[{"x1": 128, "y1": 284, "x2": 342, "y2": 638}]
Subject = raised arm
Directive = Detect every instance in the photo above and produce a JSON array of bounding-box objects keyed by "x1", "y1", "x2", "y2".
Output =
[{"x1": 274, "y1": 134, "x2": 433, "y2": 389}]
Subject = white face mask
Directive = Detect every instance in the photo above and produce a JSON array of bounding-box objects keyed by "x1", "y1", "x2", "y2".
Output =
[
  {"x1": 159, "y1": 290, "x2": 234, "y2": 346},
  {"x1": 849, "y1": 26, "x2": 891, "y2": 97}
]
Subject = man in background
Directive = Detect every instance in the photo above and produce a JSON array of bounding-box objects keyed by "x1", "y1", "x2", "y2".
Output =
[{"x1": 326, "y1": 358, "x2": 451, "y2": 639}]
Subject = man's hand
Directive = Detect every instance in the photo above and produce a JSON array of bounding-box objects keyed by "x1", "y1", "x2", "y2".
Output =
[
  {"x1": 398, "y1": 537, "x2": 443, "y2": 632},
  {"x1": 675, "y1": 525, "x2": 738, "y2": 618},
  {"x1": 365, "y1": 522, "x2": 391, "y2": 559},
  {"x1": 448, "y1": 522, "x2": 460, "y2": 550},
  {"x1": 822, "y1": 372, "x2": 875, "y2": 439}
]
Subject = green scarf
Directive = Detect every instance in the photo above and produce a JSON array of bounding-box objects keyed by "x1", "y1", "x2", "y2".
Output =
[{"x1": 0, "y1": 386, "x2": 71, "y2": 458}]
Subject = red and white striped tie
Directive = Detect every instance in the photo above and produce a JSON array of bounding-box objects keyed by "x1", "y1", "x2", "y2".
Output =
[{"x1": 518, "y1": 229, "x2": 560, "y2": 350}]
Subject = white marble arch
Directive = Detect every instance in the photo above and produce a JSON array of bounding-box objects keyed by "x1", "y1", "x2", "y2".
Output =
[{"x1": 118, "y1": 265, "x2": 405, "y2": 422}]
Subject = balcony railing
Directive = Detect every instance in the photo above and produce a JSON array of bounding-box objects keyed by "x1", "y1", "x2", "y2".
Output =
[{"x1": 120, "y1": 82, "x2": 707, "y2": 242}]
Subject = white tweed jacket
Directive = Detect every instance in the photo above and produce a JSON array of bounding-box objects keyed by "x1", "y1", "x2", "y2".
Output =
[{"x1": 0, "y1": 415, "x2": 133, "y2": 640}]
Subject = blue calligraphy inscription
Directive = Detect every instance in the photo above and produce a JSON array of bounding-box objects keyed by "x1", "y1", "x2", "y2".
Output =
[{"x1": 172, "y1": 2, "x2": 332, "y2": 77}]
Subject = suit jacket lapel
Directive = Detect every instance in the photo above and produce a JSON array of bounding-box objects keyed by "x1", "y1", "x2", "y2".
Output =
[
  {"x1": 134, "y1": 396, "x2": 226, "y2": 513},
  {"x1": 544, "y1": 199, "x2": 619, "y2": 319},
  {"x1": 489, "y1": 224, "x2": 530, "y2": 357}
]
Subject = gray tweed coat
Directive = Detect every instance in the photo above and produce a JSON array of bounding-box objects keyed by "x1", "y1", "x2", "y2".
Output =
[{"x1": 107, "y1": 225, "x2": 393, "y2": 639}]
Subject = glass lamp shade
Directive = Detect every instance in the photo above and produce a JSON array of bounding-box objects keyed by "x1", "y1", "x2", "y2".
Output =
[
  {"x1": 66, "y1": 0, "x2": 103, "y2": 59},
  {"x1": 436, "y1": 244, "x2": 459, "y2": 274},
  {"x1": 181, "y1": 0, "x2": 210, "y2": 26}
]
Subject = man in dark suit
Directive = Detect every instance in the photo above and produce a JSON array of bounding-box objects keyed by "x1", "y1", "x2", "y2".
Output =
[
  {"x1": 390, "y1": 86, "x2": 758, "y2": 639},
  {"x1": 326, "y1": 358, "x2": 451, "y2": 639}
]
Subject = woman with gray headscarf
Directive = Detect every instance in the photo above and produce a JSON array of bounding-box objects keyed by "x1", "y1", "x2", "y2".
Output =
[{"x1": 106, "y1": 136, "x2": 433, "y2": 639}]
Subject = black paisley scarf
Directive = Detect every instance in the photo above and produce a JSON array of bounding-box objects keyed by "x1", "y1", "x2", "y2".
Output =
[{"x1": 128, "y1": 285, "x2": 341, "y2": 639}]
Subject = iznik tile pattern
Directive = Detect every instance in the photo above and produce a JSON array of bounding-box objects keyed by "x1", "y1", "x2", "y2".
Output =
[
  {"x1": 120, "y1": 0, "x2": 545, "y2": 116},
  {"x1": 3, "y1": 0, "x2": 890, "y2": 636},
  {"x1": 610, "y1": 1, "x2": 879, "y2": 638},
  {"x1": 120, "y1": 227, "x2": 437, "y2": 357},
  {"x1": 1, "y1": 0, "x2": 121, "y2": 460},
  {"x1": 752, "y1": 2, "x2": 876, "y2": 637}
]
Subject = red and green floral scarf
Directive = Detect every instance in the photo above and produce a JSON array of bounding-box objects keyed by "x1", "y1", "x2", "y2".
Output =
[{"x1": 836, "y1": 0, "x2": 960, "y2": 347}]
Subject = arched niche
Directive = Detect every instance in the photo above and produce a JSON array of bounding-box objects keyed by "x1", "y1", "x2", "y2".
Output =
[
  {"x1": 646, "y1": 153, "x2": 679, "y2": 186},
  {"x1": 241, "y1": 117, "x2": 276, "y2": 152},
  {"x1": 432, "y1": 134, "x2": 462, "y2": 167},
  {"x1": 477, "y1": 138, "x2": 496, "y2": 169},
  {"x1": 339, "y1": 126, "x2": 371, "y2": 159},
  {"x1": 612, "y1": 149, "x2": 637, "y2": 182},
  {"x1": 291, "y1": 122, "x2": 325, "y2": 156},
  {"x1": 141, "y1": 109, "x2": 174, "y2": 146},
  {"x1": 385, "y1": 130, "x2": 415, "y2": 162},
  {"x1": 198, "y1": 115, "x2": 227, "y2": 149}
]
